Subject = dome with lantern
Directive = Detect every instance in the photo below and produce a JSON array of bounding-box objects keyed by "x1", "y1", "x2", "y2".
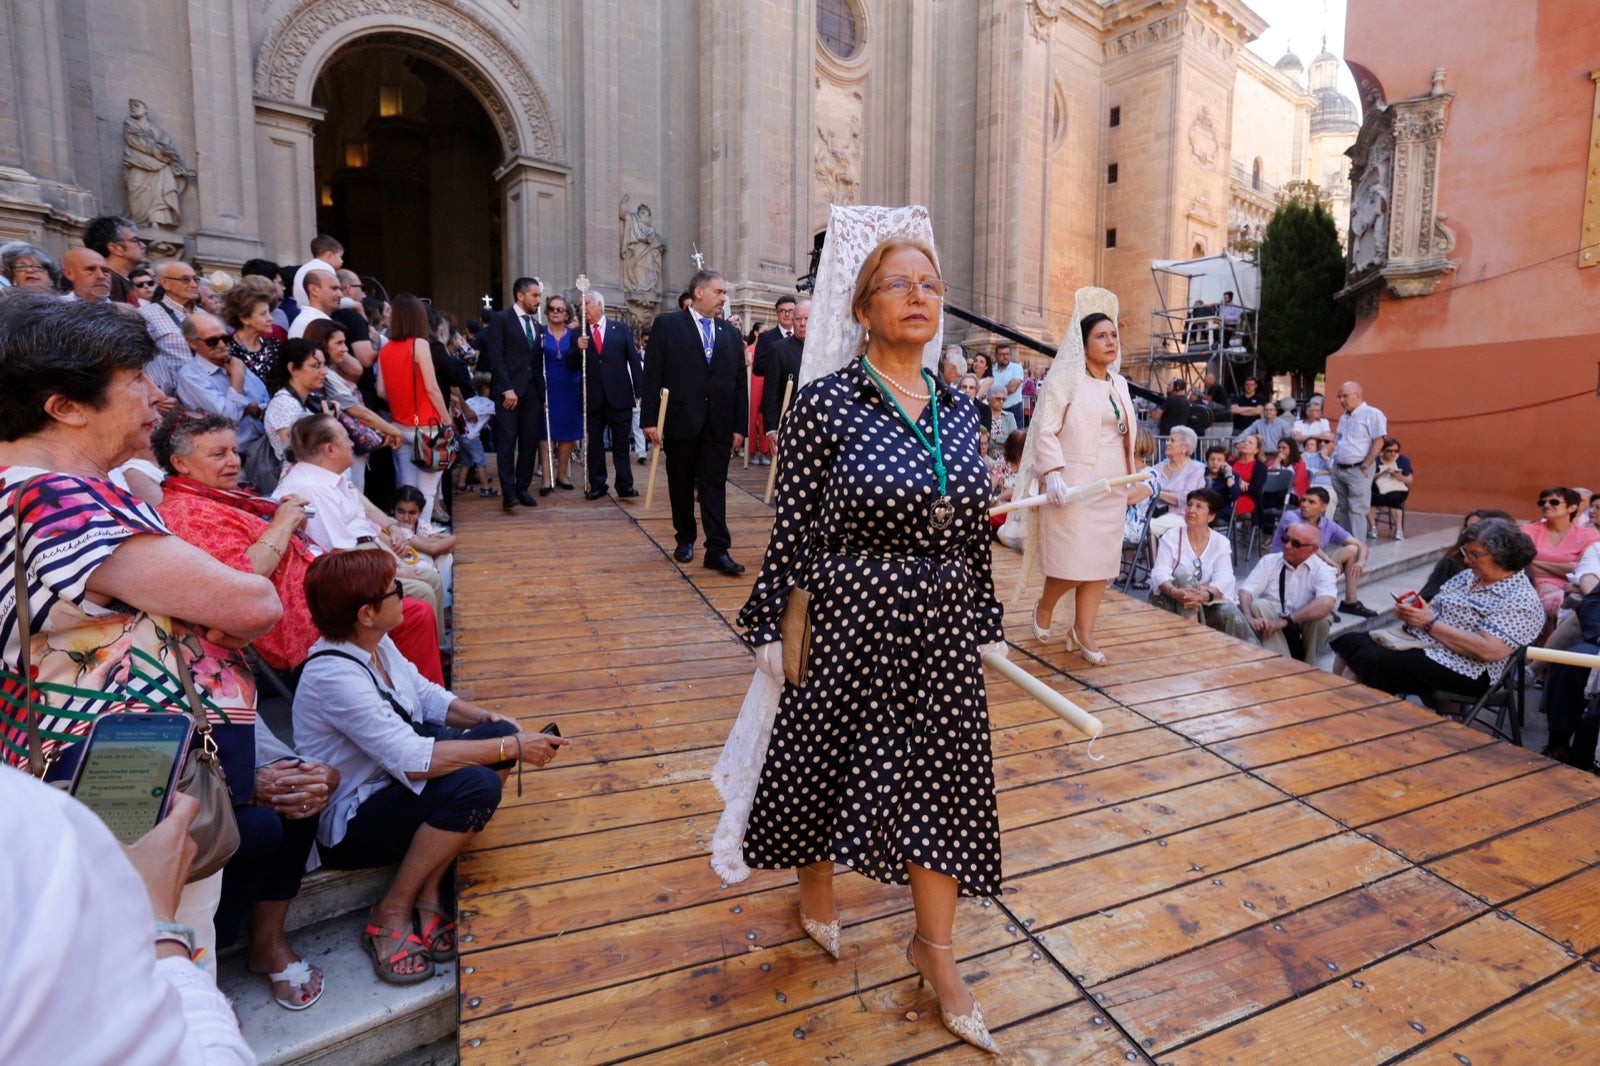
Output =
[{"x1": 1309, "y1": 43, "x2": 1360, "y2": 134}]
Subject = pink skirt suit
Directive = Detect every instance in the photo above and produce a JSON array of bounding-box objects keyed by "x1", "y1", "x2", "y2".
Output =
[{"x1": 1033, "y1": 373, "x2": 1138, "y2": 581}]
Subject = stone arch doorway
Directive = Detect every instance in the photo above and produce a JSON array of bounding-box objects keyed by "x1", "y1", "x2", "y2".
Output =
[
  {"x1": 252, "y1": 0, "x2": 570, "y2": 311},
  {"x1": 312, "y1": 47, "x2": 502, "y2": 321}
]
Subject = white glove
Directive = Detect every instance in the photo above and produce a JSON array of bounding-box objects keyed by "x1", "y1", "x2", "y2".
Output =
[
  {"x1": 754, "y1": 641, "x2": 784, "y2": 681},
  {"x1": 978, "y1": 641, "x2": 1009, "y2": 661},
  {"x1": 1045, "y1": 472, "x2": 1072, "y2": 507}
]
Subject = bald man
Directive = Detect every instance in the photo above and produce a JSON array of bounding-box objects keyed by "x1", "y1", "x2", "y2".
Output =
[
  {"x1": 1238, "y1": 521, "x2": 1339, "y2": 663},
  {"x1": 61, "y1": 248, "x2": 114, "y2": 303},
  {"x1": 1331, "y1": 380, "x2": 1388, "y2": 541}
]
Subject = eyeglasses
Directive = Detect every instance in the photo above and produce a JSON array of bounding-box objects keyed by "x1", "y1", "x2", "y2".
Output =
[
  {"x1": 377, "y1": 580, "x2": 404, "y2": 603},
  {"x1": 1283, "y1": 537, "x2": 1318, "y2": 549},
  {"x1": 1538, "y1": 498, "x2": 1565, "y2": 508},
  {"x1": 162, "y1": 273, "x2": 199, "y2": 285},
  {"x1": 197, "y1": 335, "x2": 229, "y2": 347},
  {"x1": 548, "y1": 306, "x2": 568, "y2": 315},
  {"x1": 132, "y1": 278, "x2": 157, "y2": 288},
  {"x1": 13, "y1": 262, "x2": 47, "y2": 276},
  {"x1": 870, "y1": 276, "x2": 949, "y2": 300},
  {"x1": 113, "y1": 234, "x2": 148, "y2": 248}
]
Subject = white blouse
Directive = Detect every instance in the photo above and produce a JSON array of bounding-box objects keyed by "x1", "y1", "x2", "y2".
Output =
[{"x1": 1149, "y1": 526, "x2": 1237, "y2": 603}]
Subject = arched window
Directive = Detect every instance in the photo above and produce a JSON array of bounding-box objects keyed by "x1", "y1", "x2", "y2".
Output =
[{"x1": 1251, "y1": 158, "x2": 1263, "y2": 191}]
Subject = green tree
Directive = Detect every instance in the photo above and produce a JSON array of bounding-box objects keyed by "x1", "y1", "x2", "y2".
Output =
[{"x1": 1256, "y1": 196, "x2": 1354, "y2": 397}]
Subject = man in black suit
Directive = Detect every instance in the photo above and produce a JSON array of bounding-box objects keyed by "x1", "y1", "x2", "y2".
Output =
[
  {"x1": 751, "y1": 294, "x2": 796, "y2": 384},
  {"x1": 483, "y1": 276, "x2": 545, "y2": 511},
  {"x1": 761, "y1": 298, "x2": 807, "y2": 450},
  {"x1": 575, "y1": 288, "x2": 642, "y2": 500},
  {"x1": 641, "y1": 269, "x2": 747, "y2": 574}
]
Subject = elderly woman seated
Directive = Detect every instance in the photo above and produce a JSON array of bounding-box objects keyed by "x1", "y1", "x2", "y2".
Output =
[
  {"x1": 0, "y1": 242, "x2": 59, "y2": 293},
  {"x1": 293, "y1": 550, "x2": 567, "y2": 984},
  {"x1": 151, "y1": 411, "x2": 444, "y2": 683},
  {"x1": 274, "y1": 413, "x2": 446, "y2": 637},
  {"x1": 1330, "y1": 518, "x2": 1545, "y2": 700},
  {"x1": 1147, "y1": 488, "x2": 1252, "y2": 641},
  {"x1": 982, "y1": 385, "x2": 1018, "y2": 459},
  {"x1": 1145, "y1": 425, "x2": 1207, "y2": 545}
]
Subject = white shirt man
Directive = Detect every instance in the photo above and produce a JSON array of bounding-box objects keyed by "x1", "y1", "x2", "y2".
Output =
[
  {"x1": 1238, "y1": 522, "x2": 1339, "y2": 663},
  {"x1": 288, "y1": 266, "x2": 340, "y2": 339},
  {"x1": 990, "y1": 344, "x2": 1025, "y2": 416},
  {"x1": 1331, "y1": 380, "x2": 1388, "y2": 541}
]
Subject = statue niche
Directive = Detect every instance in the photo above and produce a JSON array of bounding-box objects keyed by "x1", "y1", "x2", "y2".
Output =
[{"x1": 122, "y1": 99, "x2": 194, "y2": 229}]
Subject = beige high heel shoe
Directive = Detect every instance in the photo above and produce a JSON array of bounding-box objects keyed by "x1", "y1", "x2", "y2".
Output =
[
  {"x1": 798, "y1": 905, "x2": 841, "y2": 959},
  {"x1": 906, "y1": 933, "x2": 999, "y2": 1055},
  {"x1": 1068, "y1": 627, "x2": 1107, "y2": 666}
]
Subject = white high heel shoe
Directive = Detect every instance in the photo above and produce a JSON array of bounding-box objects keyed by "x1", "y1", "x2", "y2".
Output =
[
  {"x1": 1031, "y1": 604, "x2": 1053, "y2": 642},
  {"x1": 1069, "y1": 627, "x2": 1107, "y2": 666}
]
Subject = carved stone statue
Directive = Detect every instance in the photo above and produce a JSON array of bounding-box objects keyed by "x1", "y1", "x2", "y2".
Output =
[
  {"x1": 122, "y1": 99, "x2": 193, "y2": 229},
  {"x1": 1346, "y1": 105, "x2": 1395, "y2": 276},
  {"x1": 619, "y1": 195, "x2": 666, "y2": 295}
]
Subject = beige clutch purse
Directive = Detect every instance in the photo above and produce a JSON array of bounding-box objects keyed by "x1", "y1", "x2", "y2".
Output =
[{"x1": 780, "y1": 586, "x2": 813, "y2": 687}]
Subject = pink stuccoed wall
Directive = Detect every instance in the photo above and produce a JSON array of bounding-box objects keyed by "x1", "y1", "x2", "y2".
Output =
[{"x1": 1330, "y1": 0, "x2": 1600, "y2": 516}]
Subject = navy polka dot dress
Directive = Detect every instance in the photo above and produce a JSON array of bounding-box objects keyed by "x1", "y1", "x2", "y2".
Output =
[{"x1": 736, "y1": 359, "x2": 1006, "y2": 896}]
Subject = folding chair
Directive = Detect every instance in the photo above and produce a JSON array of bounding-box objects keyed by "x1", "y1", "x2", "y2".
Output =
[
  {"x1": 1115, "y1": 503, "x2": 1157, "y2": 593},
  {"x1": 1246, "y1": 468, "x2": 1295, "y2": 562}
]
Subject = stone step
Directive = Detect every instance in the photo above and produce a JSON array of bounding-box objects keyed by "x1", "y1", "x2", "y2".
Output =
[
  {"x1": 283, "y1": 865, "x2": 397, "y2": 935},
  {"x1": 220, "y1": 910, "x2": 456, "y2": 1066}
]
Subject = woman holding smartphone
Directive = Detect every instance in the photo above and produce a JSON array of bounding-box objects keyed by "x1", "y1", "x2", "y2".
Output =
[{"x1": 294, "y1": 550, "x2": 567, "y2": 985}]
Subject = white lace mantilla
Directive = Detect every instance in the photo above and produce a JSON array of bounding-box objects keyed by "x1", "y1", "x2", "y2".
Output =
[{"x1": 709, "y1": 203, "x2": 945, "y2": 884}]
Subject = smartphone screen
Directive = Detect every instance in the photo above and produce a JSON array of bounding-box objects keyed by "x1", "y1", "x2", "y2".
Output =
[{"x1": 70, "y1": 713, "x2": 193, "y2": 845}]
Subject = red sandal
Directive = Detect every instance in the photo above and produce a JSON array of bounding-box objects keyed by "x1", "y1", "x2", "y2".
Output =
[
  {"x1": 415, "y1": 902, "x2": 457, "y2": 962},
  {"x1": 363, "y1": 916, "x2": 435, "y2": 985}
]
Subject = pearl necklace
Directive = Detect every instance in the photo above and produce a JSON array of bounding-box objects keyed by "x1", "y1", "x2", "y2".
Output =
[{"x1": 861, "y1": 354, "x2": 931, "y2": 400}]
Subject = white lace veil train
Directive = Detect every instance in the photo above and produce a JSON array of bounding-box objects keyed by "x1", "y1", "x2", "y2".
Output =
[
  {"x1": 1011, "y1": 286, "x2": 1121, "y2": 608},
  {"x1": 709, "y1": 204, "x2": 945, "y2": 883}
]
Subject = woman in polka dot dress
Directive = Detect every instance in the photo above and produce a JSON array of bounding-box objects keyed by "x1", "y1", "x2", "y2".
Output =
[{"x1": 736, "y1": 237, "x2": 1007, "y2": 1054}]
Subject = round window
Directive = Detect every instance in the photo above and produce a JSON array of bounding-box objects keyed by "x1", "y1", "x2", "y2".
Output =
[{"x1": 818, "y1": 0, "x2": 861, "y2": 60}]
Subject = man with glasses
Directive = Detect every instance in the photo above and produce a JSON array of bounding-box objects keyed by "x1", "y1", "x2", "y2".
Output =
[
  {"x1": 1268, "y1": 486, "x2": 1375, "y2": 619},
  {"x1": 1238, "y1": 521, "x2": 1339, "y2": 663},
  {"x1": 83, "y1": 214, "x2": 147, "y2": 305},
  {"x1": 175, "y1": 311, "x2": 270, "y2": 450},
  {"x1": 138, "y1": 258, "x2": 203, "y2": 396}
]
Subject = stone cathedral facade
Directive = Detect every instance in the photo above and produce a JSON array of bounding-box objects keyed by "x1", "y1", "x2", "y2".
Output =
[{"x1": 0, "y1": 0, "x2": 1353, "y2": 361}]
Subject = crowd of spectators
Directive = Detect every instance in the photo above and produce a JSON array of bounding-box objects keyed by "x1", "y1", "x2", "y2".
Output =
[{"x1": 0, "y1": 218, "x2": 580, "y2": 1054}]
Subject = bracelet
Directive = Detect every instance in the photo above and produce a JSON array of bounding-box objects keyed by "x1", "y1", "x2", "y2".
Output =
[
  {"x1": 1423, "y1": 618, "x2": 1437, "y2": 634},
  {"x1": 255, "y1": 539, "x2": 283, "y2": 558},
  {"x1": 498, "y1": 736, "x2": 507, "y2": 761},
  {"x1": 154, "y1": 921, "x2": 195, "y2": 955}
]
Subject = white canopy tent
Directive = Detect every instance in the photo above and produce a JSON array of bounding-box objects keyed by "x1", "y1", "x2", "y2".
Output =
[
  {"x1": 1151, "y1": 252, "x2": 1260, "y2": 310},
  {"x1": 1147, "y1": 252, "x2": 1261, "y2": 396}
]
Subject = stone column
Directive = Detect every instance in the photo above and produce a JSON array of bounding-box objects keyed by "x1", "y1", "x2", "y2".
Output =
[
  {"x1": 186, "y1": 0, "x2": 265, "y2": 267},
  {"x1": 497, "y1": 157, "x2": 571, "y2": 296},
  {"x1": 252, "y1": 98, "x2": 324, "y2": 266},
  {"x1": 0, "y1": 0, "x2": 93, "y2": 244}
]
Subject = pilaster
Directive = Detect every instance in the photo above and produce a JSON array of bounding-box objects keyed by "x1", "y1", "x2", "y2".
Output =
[
  {"x1": 252, "y1": 97, "x2": 324, "y2": 265},
  {"x1": 185, "y1": 0, "x2": 265, "y2": 267}
]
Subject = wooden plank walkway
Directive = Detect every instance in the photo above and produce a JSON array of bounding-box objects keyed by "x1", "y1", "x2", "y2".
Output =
[{"x1": 449, "y1": 464, "x2": 1600, "y2": 1064}]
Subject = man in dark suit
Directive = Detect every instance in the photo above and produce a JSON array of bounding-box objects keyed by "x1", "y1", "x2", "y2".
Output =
[
  {"x1": 751, "y1": 294, "x2": 796, "y2": 384},
  {"x1": 761, "y1": 297, "x2": 807, "y2": 449},
  {"x1": 575, "y1": 288, "x2": 642, "y2": 500},
  {"x1": 641, "y1": 269, "x2": 748, "y2": 574},
  {"x1": 483, "y1": 276, "x2": 545, "y2": 511}
]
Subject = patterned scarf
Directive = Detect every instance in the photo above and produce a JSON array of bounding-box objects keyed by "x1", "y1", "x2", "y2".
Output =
[{"x1": 161, "y1": 476, "x2": 314, "y2": 555}]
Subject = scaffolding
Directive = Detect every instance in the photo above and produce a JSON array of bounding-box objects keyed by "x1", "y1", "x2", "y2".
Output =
[{"x1": 1147, "y1": 253, "x2": 1261, "y2": 398}]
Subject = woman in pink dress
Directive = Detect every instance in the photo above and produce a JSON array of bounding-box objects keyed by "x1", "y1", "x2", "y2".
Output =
[
  {"x1": 1018, "y1": 288, "x2": 1136, "y2": 665},
  {"x1": 1522, "y1": 487, "x2": 1599, "y2": 622}
]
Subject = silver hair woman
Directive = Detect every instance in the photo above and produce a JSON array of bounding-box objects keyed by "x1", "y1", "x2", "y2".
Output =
[
  {"x1": 0, "y1": 242, "x2": 59, "y2": 293},
  {"x1": 1330, "y1": 518, "x2": 1543, "y2": 698}
]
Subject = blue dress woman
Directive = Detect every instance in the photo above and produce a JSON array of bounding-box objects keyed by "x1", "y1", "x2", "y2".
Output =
[{"x1": 538, "y1": 296, "x2": 583, "y2": 491}]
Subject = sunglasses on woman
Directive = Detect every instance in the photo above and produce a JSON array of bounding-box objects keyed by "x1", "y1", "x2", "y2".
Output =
[{"x1": 1538, "y1": 497, "x2": 1565, "y2": 508}]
